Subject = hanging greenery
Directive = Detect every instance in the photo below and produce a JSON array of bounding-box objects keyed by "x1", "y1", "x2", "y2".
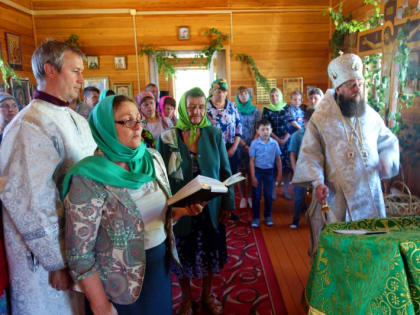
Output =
[
  {"x1": 328, "y1": 0, "x2": 382, "y2": 57},
  {"x1": 197, "y1": 28, "x2": 229, "y2": 68},
  {"x1": 363, "y1": 23, "x2": 420, "y2": 166},
  {"x1": 139, "y1": 45, "x2": 180, "y2": 79},
  {"x1": 65, "y1": 34, "x2": 82, "y2": 50},
  {"x1": 388, "y1": 24, "x2": 420, "y2": 136},
  {"x1": 235, "y1": 54, "x2": 270, "y2": 92},
  {"x1": 363, "y1": 53, "x2": 388, "y2": 117},
  {"x1": 140, "y1": 28, "x2": 270, "y2": 92},
  {"x1": 0, "y1": 57, "x2": 20, "y2": 88}
]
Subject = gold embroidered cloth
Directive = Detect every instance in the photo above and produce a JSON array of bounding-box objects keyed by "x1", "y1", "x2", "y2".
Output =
[{"x1": 306, "y1": 216, "x2": 420, "y2": 314}]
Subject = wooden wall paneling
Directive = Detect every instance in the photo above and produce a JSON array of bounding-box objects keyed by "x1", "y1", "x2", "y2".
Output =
[
  {"x1": 31, "y1": 0, "x2": 229, "y2": 11},
  {"x1": 0, "y1": 2, "x2": 36, "y2": 83},
  {"x1": 230, "y1": 11, "x2": 330, "y2": 105},
  {"x1": 32, "y1": 9, "x2": 332, "y2": 106},
  {"x1": 135, "y1": 13, "x2": 231, "y2": 47},
  {"x1": 7, "y1": 0, "x2": 32, "y2": 10},
  {"x1": 30, "y1": 0, "x2": 330, "y2": 11},
  {"x1": 34, "y1": 13, "x2": 144, "y2": 96}
]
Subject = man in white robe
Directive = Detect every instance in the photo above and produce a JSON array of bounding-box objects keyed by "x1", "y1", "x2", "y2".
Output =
[
  {"x1": 292, "y1": 53, "x2": 399, "y2": 256},
  {"x1": 0, "y1": 40, "x2": 96, "y2": 314}
]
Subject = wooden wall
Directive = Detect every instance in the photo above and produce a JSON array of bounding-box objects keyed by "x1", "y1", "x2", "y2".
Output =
[
  {"x1": 30, "y1": 0, "x2": 329, "y2": 11},
  {"x1": 32, "y1": 8, "x2": 330, "y2": 105},
  {"x1": 0, "y1": 2, "x2": 36, "y2": 84}
]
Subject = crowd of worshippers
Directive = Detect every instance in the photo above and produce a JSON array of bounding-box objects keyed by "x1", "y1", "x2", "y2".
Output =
[{"x1": 0, "y1": 40, "x2": 399, "y2": 315}]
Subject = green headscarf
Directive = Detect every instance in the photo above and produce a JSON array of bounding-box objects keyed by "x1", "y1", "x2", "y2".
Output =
[
  {"x1": 61, "y1": 95, "x2": 156, "y2": 199},
  {"x1": 264, "y1": 87, "x2": 286, "y2": 112},
  {"x1": 99, "y1": 89, "x2": 115, "y2": 102},
  {"x1": 235, "y1": 92, "x2": 257, "y2": 115},
  {"x1": 174, "y1": 87, "x2": 211, "y2": 144}
]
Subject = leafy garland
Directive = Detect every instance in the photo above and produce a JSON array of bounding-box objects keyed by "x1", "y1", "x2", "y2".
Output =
[
  {"x1": 0, "y1": 57, "x2": 20, "y2": 88},
  {"x1": 139, "y1": 28, "x2": 270, "y2": 92},
  {"x1": 363, "y1": 53, "x2": 388, "y2": 117},
  {"x1": 65, "y1": 34, "x2": 82, "y2": 49},
  {"x1": 328, "y1": 0, "x2": 382, "y2": 57},
  {"x1": 362, "y1": 23, "x2": 420, "y2": 165},
  {"x1": 235, "y1": 54, "x2": 270, "y2": 92},
  {"x1": 139, "y1": 46, "x2": 180, "y2": 79},
  {"x1": 196, "y1": 28, "x2": 229, "y2": 68}
]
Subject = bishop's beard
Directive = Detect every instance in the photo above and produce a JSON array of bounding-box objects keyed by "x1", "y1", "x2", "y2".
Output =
[{"x1": 337, "y1": 93, "x2": 366, "y2": 117}]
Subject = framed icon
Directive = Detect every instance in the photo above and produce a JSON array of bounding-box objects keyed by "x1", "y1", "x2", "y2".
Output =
[
  {"x1": 87, "y1": 56, "x2": 99, "y2": 69},
  {"x1": 112, "y1": 82, "x2": 133, "y2": 99},
  {"x1": 84, "y1": 77, "x2": 109, "y2": 92},
  {"x1": 10, "y1": 78, "x2": 31, "y2": 109},
  {"x1": 5, "y1": 33, "x2": 23, "y2": 70},
  {"x1": 283, "y1": 77, "x2": 304, "y2": 102},
  {"x1": 178, "y1": 26, "x2": 190, "y2": 40},
  {"x1": 114, "y1": 56, "x2": 127, "y2": 70}
]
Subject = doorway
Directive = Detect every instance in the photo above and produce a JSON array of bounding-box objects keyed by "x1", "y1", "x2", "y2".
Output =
[{"x1": 173, "y1": 68, "x2": 211, "y2": 105}]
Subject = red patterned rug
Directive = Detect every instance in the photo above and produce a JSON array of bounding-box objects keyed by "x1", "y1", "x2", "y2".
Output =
[{"x1": 172, "y1": 208, "x2": 287, "y2": 314}]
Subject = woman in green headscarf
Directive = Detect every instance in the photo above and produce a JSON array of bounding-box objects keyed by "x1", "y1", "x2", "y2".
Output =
[
  {"x1": 157, "y1": 87, "x2": 235, "y2": 315},
  {"x1": 62, "y1": 95, "x2": 203, "y2": 315},
  {"x1": 235, "y1": 86, "x2": 260, "y2": 209},
  {"x1": 261, "y1": 87, "x2": 293, "y2": 199}
]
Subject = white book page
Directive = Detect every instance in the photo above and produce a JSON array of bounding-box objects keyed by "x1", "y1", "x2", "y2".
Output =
[
  {"x1": 223, "y1": 172, "x2": 245, "y2": 186},
  {"x1": 333, "y1": 229, "x2": 388, "y2": 235}
]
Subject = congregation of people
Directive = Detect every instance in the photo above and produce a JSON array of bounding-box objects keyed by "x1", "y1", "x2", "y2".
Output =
[{"x1": 0, "y1": 39, "x2": 400, "y2": 315}]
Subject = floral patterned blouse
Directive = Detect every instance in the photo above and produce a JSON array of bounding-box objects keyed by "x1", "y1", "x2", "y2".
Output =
[{"x1": 207, "y1": 99, "x2": 242, "y2": 145}]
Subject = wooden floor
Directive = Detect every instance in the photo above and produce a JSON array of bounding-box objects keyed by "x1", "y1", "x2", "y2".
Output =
[{"x1": 258, "y1": 187, "x2": 311, "y2": 315}]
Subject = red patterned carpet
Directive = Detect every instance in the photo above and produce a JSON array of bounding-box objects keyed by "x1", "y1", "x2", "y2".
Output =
[{"x1": 172, "y1": 208, "x2": 287, "y2": 314}]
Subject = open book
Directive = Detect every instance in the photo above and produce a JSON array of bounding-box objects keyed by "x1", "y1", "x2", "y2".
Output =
[{"x1": 168, "y1": 172, "x2": 245, "y2": 207}]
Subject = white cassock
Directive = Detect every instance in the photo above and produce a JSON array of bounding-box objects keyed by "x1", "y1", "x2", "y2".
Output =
[
  {"x1": 0, "y1": 99, "x2": 96, "y2": 315},
  {"x1": 292, "y1": 92, "x2": 399, "y2": 254}
]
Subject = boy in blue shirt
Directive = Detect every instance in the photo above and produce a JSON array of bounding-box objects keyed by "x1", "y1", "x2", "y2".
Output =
[
  {"x1": 249, "y1": 119, "x2": 282, "y2": 228},
  {"x1": 288, "y1": 108, "x2": 315, "y2": 229}
]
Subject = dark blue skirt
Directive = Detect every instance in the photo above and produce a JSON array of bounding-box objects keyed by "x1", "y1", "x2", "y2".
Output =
[{"x1": 86, "y1": 241, "x2": 172, "y2": 315}]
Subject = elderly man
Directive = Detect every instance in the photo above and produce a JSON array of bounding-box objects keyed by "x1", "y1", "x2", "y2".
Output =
[
  {"x1": 0, "y1": 40, "x2": 96, "y2": 314},
  {"x1": 0, "y1": 92, "x2": 19, "y2": 140},
  {"x1": 292, "y1": 53, "x2": 399, "y2": 255},
  {"x1": 83, "y1": 86, "x2": 99, "y2": 108},
  {"x1": 145, "y1": 82, "x2": 159, "y2": 106}
]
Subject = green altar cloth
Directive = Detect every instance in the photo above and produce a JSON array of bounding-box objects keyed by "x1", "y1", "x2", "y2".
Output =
[{"x1": 306, "y1": 216, "x2": 420, "y2": 314}]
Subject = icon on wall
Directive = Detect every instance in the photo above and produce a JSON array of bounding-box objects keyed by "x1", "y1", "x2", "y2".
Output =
[
  {"x1": 178, "y1": 26, "x2": 190, "y2": 40},
  {"x1": 5, "y1": 33, "x2": 23, "y2": 70},
  {"x1": 114, "y1": 56, "x2": 127, "y2": 70},
  {"x1": 84, "y1": 77, "x2": 109, "y2": 92},
  {"x1": 87, "y1": 56, "x2": 99, "y2": 69},
  {"x1": 112, "y1": 82, "x2": 133, "y2": 99}
]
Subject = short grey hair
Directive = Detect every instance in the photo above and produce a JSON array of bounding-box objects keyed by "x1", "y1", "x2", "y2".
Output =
[
  {"x1": 31, "y1": 40, "x2": 85, "y2": 83},
  {"x1": 308, "y1": 87, "x2": 324, "y2": 98}
]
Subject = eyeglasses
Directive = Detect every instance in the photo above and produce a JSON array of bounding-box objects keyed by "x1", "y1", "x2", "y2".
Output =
[
  {"x1": 114, "y1": 120, "x2": 146, "y2": 128},
  {"x1": 0, "y1": 103, "x2": 18, "y2": 109}
]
